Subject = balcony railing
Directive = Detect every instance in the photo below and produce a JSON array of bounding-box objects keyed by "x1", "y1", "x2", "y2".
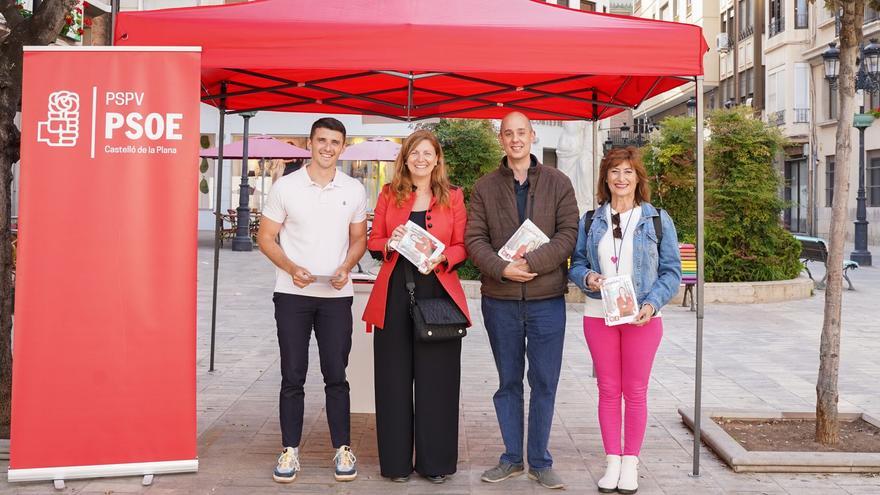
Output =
[
  {"x1": 769, "y1": 110, "x2": 786, "y2": 126},
  {"x1": 794, "y1": 108, "x2": 809, "y2": 123},
  {"x1": 769, "y1": 16, "x2": 785, "y2": 37},
  {"x1": 739, "y1": 24, "x2": 754, "y2": 41},
  {"x1": 604, "y1": 129, "x2": 651, "y2": 151}
]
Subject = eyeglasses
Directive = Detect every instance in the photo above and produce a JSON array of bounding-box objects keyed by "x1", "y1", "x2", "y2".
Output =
[{"x1": 611, "y1": 212, "x2": 622, "y2": 239}]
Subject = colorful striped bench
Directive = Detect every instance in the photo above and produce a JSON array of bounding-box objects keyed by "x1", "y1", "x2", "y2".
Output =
[{"x1": 680, "y1": 243, "x2": 696, "y2": 311}]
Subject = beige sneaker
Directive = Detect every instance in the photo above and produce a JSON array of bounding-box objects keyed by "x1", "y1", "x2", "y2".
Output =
[
  {"x1": 333, "y1": 445, "x2": 357, "y2": 481},
  {"x1": 272, "y1": 446, "x2": 300, "y2": 483}
]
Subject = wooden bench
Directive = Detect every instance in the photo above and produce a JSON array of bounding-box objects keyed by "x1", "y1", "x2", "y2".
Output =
[{"x1": 793, "y1": 235, "x2": 858, "y2": 290}]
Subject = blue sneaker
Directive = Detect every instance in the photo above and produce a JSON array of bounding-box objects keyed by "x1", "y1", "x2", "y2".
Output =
[
  {"x1": 273, "y1": 446, "x2": 299, "y2": 483},
  {"x1": 333, "y1": 445, "x2": 357, "y2": 481}
]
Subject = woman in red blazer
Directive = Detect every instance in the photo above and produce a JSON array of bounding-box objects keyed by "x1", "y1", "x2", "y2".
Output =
[{"x1": 363, "y1": 130, "x2": 470, "y2": 484}]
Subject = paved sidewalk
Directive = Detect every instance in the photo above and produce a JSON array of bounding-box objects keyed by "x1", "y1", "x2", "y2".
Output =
[{"x1": 2, "y1": 237, "x2": 879, "y2": 494}]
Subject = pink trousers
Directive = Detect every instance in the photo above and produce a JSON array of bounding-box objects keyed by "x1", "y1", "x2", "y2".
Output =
[{"x1": 583, "y1": 316, "x2": 663, "y2": 456}]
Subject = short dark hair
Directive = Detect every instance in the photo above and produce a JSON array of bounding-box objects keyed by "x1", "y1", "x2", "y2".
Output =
[{"x1": 309, "y1": 117, "x2": 346, "y2": 141}]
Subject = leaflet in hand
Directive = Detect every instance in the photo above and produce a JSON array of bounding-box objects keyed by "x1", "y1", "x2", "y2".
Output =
[
  {"x1": 600, "y1": 274, "x2": 638, "y2": 326},
  {"x1": 388, "y1": 220, "x2": 446, "y2": 274},
  {"x1": 312, "y1": 274, "x2": 342, "y2": 285},
  {"x1": 498, "y1": 219, "x2": 550, "y2": 262}
]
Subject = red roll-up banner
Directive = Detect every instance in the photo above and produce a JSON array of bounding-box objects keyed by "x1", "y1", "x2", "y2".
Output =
[{"x1": 9, "y1": 47, "x2": 201, "y2": 482}]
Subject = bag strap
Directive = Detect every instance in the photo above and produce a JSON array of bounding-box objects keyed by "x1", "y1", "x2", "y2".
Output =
[
  {"x1": 582, "y1": 209, "x2": 595, "y2": 236},
  {"x1": 403, "y1": 261, "x2": 416, "y2": 307},
  {"x1": 653, "y1": 210, "x2": 663, "y2": 244},
  {"x1": 583, "y1": 207, "x2": 663, "y2": 244}
]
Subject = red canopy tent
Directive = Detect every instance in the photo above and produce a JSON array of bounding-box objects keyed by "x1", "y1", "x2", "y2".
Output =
[
  {"x1": 116, "y1": 0, "x2": 711, "y2": 475},
  {"x1": 116, "y1": 0, "x2": 706, "y2": 121}
]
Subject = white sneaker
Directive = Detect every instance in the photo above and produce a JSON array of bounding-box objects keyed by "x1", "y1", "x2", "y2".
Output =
[
  {"x1": 618, "y1": 455, "x2": 639, "y2": 494},
  {"x1": 333, "y1": 445, "x2": 357, "y2": 481},
  {"x1": 597, "y1": 454, "x2": 621, "y2": 493},
  {"x1": 273, "y1": 446, "x2": 300, "y2": 483}
]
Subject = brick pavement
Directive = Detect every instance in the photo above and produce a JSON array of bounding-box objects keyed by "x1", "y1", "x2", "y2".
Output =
[{"x1": 2, "y1": 237, "x2": 879, "y2": 494}]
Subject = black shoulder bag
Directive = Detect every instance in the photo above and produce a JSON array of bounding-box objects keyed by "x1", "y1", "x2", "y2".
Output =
[{"x1": 404, "y1": 263, "x2": 468, "y2": 342}]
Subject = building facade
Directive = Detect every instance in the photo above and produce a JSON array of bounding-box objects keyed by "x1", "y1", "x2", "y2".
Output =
[
  {"x1": 632, "y1": 0, "x2": 722, "y2": 120},
  {"x1": 767, "y1": 2, "x2": 880, "y2": 245}
]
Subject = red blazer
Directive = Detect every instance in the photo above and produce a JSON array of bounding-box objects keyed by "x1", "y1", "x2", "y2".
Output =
[{"x1": 362, "y1": 184, "x2": 471, "y2": 330}]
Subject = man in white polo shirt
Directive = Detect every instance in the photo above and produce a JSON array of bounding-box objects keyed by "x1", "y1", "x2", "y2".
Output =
[{"x1": 257, "y1": 117, "x2": 367, "y2": 484}]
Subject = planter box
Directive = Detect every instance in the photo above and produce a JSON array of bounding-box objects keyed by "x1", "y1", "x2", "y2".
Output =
[
  {"x1": 460, "y1": 278, "x2": 813, "y2": 304},
  {"x1": 679, "y1": 408, "x2": 880, "y2": 473}
]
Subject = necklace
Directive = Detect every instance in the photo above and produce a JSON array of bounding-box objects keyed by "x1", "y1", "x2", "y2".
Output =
[{"x1": 610, "y1": 207, "x2": 636, "y2": 274}]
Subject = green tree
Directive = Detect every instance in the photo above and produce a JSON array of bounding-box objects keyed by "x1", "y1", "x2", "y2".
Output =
[
  {"x1": 704, "y1": 107, "x2": 802, "y2": 282},
  {"x1": 643, "y1": 116, "x2": 697, "y2": 243},
  {"x1": 422, "y1": 119, "x2": 502, "y2": 202}
]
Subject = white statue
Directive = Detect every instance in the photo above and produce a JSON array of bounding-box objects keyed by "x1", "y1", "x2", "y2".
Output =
[{"x1": 556, "y1": 121, "x2": 595, "y2": 215}]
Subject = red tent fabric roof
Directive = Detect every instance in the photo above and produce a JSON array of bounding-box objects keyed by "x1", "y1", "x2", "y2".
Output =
[
  {"x1": 116, "y1": 0, "x2": 708, "y2": 120},
  {"x1": 200, "y1": 135, "x2": 310, "y2": 159}
]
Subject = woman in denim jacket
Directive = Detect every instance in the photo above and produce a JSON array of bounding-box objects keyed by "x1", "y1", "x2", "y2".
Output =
[{"x1": 568, "y1": 147, "x2": 681, "y2": 494}]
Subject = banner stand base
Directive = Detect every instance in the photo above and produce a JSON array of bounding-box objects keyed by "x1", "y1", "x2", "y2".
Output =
[{"x1": 8, "y1": 459, "x2": 198, "y2": 483}]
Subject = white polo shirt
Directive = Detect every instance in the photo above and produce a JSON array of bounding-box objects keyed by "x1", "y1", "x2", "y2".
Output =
[{"x1": 262, "y1": 166, "x2": 367, "y2": 298}]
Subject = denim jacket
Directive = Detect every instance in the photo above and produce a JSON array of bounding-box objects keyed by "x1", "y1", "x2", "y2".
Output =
[{"x1": 568, "y1": 202, "x2": 682, "y2": 313}]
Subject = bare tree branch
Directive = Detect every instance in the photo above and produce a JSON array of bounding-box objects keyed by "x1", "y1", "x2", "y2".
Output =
[
  {"x1": 0, "y1": 0, "x2": 78, "y2": 434},
  {"x1": 0, "y1": 0, "x2": 26, "y2": 31},
  {"x1": 815, "y1": 0, "x2": 865, "y2": 446},
  {"x1": 29, "y1": 0, "x2": 78, "y2": 45}
]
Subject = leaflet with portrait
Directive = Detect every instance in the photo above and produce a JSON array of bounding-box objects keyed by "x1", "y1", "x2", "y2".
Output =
[
  {"x1": 388, "y1": 220, "x2": 446, "y2": 274},
  {"x1": 600, "y1": 274, "x2": 638, "y2": 326},
  {"x1": 498, "y1": 219, "x2": 550, "y2": 262}
]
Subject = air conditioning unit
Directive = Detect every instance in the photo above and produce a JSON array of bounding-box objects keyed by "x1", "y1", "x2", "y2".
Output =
[{"x1": 716, "y1": 33, "x2": 730, "y2": 53}]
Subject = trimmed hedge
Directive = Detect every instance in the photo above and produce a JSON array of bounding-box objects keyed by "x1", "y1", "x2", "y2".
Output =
[{"x1": 644, "y1": 107, "x2": 802, "y2": 282}]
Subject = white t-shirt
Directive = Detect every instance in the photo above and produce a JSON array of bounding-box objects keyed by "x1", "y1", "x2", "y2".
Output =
[
  {"x1": 261, "y1": 166, "x2": 367, "y2": 298},
  {"x1": 585, "y1": 206, "x2": 641, "y2": 318}
]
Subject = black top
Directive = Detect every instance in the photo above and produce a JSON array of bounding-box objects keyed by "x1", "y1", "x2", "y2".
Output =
[
  {"x1": 514, "y1": 178, "x2": 529, "y2": 224},
  {"x1": 409, "y1": 210, "x2": 427, "y2": 229}
]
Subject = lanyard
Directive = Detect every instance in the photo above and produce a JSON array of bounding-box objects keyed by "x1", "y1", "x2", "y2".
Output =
[{"x1": 611, "y1": 208, "x2": 636, "y2": 275}]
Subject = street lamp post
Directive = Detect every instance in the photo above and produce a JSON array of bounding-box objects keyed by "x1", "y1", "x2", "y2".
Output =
[
  {"x1": 686, "y1": 96, "x2": 697, "y2": 118},
  {"x1": 823, "y1": 40, "x2": 880, "y2": 266},
  {"x1": 231, "y1": 111, "x2": 258, "y2": 252}
]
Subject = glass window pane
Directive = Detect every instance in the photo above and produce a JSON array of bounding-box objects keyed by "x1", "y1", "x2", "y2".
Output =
[{"x1": 826, "y1": 156, "x2": 835, "y2": 207}]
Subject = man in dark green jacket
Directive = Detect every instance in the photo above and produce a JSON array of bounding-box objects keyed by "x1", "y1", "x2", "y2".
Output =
[{"x1": 466, "y1": 111, "x2": 579, "y2": 490}]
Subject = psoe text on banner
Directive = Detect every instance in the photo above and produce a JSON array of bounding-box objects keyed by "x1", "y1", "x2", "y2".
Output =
[{"x1": 105, "y1": 112, "x2": 184, "y2": 140}]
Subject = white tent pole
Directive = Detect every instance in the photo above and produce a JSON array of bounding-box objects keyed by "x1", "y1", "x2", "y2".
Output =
[
  {"x1": 692, "y1": 76, "x2": 705, "y2": 477},
  {"x1": 592, "y1": 119, "x2": 599, "y2": 209},
  {"x1": 260, "y1": 158, "x2": 266, "y2": 210}
]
